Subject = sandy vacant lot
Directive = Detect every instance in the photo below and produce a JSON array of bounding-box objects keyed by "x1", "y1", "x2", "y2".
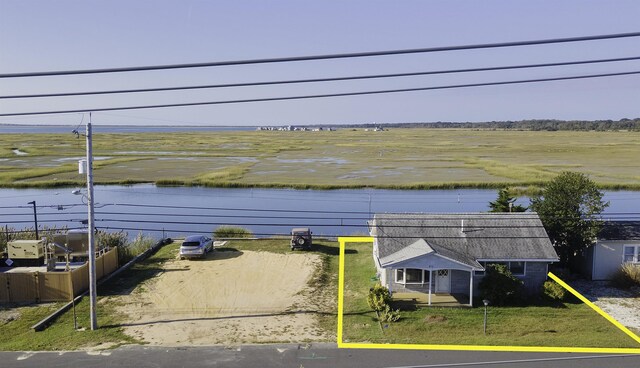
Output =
[
  {"x1": 571, "y1": 280, "x2": 640, "y2": 333},
  {"x1": 116, "y1": 250, "x2": 328, "y2": 346}
]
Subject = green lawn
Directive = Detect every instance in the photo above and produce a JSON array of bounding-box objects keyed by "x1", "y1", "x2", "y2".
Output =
[
  {"x1": 2, "y1": 129, "x2": 639, "y2": 189},
  {"x1": 341, "y1": 243, "x2": 640, "y2": 348}
]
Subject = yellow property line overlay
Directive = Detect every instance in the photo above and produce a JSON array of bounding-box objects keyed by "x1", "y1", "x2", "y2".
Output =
[{"x1": 337, "y1": 236, "x2": 640, "y2": 354}]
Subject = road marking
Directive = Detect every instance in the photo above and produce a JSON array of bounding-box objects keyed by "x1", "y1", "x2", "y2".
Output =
[
  {"x1": 16, "y1": 352, "x2": 35, "y2": 360},
  {"x1": 383, "y1": 354, "x2": 640, "y2": 368}
]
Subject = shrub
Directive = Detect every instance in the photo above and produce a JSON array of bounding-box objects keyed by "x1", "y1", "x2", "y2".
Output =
[
  {"x1": 610, "y1": 263, "x2": 640, "y2": 289},
  {"x1": 213, "y1": 226, "x2": 253, "y2": 239},
  {"x1": 543, "y1": 280, "x2": 567, "y2": 300},
  {"x1": 118, "y1": 232, "x2": 155, "y2": 265},
  {"x1": 367, "y1": 283, "x2": 392, "y2": 312},
  {"x1": 97, "y1": 230, "x2": 128, "y2": 249},
  {"x1": 379, "y1": 304, "x2": 401, "y2": 323},
  {"x1": 479, "y1": 263, "x2": 524, "y2": 306}
]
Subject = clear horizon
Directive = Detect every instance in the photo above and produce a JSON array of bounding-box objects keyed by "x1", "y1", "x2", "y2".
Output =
[{"x1": 1, "y1": 1, "x2": 639, "y2": 126}]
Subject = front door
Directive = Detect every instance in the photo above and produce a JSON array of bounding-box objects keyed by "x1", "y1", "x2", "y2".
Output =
[{"x1": 435, "y1": 269, "x2": 450, "y2": 293}]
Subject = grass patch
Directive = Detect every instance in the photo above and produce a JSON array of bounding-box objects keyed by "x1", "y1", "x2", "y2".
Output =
[
  {"x1": 0, "y1": 299, "x2": 135, "y2": 351},
  {"x1": 610, "y1": 264, "x2": 640, "y2": 289},
  {"x1": 341, "y1": 243, "x2": 640, "y2": 348},
  {"x1": 0, "y1": 240, "x2": 179, "y2": 351},
  {"x1": 213, "y1": 226, "x2": 254, "y2": 239}
]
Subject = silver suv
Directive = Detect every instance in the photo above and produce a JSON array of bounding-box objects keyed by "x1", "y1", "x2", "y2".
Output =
[{"x1": 179, "y1": 235, "x2": 213, "y2": 259}]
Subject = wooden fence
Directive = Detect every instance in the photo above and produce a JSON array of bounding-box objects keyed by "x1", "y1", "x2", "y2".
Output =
[{"x1": 0, "y1": 247, "x2": 118, "y2": 303}]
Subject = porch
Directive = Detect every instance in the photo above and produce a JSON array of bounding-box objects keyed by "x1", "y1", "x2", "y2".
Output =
[
  {"x1": 379, "y1": 239, "x2": 483, "y2": 307},
  {"x1": 391, "y1": 292, "x2": 470, "y2": 308}
]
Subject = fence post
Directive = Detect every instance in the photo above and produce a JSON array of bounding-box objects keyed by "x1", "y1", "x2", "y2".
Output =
[
  {"x1": 34, "y1": 272, "x2": 39, "y2": 303},
  {"x1": 6, "y1": 277, "x2": 11, "y2": 303},
  {"x1": 68, "y1": 269, "x2": 74, "y2": 301}
]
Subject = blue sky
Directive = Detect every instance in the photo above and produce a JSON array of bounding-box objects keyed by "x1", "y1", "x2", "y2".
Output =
[{"x1": 1, "y1": 0, "x2": 639, "y2": 126}]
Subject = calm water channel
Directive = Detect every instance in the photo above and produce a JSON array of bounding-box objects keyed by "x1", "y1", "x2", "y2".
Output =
[{"x1": 1, "y1": 185, "x2": 638, "y2": 239}]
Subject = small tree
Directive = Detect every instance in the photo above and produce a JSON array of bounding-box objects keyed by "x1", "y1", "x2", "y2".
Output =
[
  {"x1": 367, "y1": 283, "x2": 391, "y2": 312},
  {"x1": 530, "y1": 171, "x2": 608, "y2": 269},
  {"x1": 489, "y1": 188, "x2": 527, "y2": 212},
  {"x1": 479, "y1": 264, "x2": 523, "y2": 306}
]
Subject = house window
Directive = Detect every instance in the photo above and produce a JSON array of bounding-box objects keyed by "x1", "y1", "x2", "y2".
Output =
[
  {"x1": 395, "y1": 268, "x2": 430, "y2": 284},
  {"x1": 406, "y1": 269, "x2": 423, "y2": 283},
  {"x1": 509, "y1": 262, "x2": 525, "y2": 276},
  {"x1": 395, "y1": 269, "x2": 404, "y2": 283},
  {"x1": 475, "y1": 261, "x2": 527, "y2": 276},
  {"x1": 623, "y1": 245, "x2": 640, "y2": 263}
]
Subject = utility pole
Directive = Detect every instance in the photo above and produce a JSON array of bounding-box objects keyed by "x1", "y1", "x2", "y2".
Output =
[
  {"x1": 86, "y1": 117, "x2": 98, "y2": 330},
  {"x1": 27, "y1": 201, "x2": 38, "y2": 239}
]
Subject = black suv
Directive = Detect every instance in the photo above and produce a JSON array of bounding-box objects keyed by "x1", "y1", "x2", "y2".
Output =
[{"x1": 290, "y1": 228, "x2": 312, "y2": 250}]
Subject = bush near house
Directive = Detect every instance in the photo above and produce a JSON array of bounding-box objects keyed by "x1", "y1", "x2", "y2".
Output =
[
  {"x1": 543, "y1": 280, "x2": 568, "y2": 301},
  {"x1": 610, "y1": 263, "x2": 640, "y2": 289},
  {"x1": 213, "y1": 226, "x2": 253, "y2": 239},
  {"x1": 367, "y1": 283, "x2": 392, "y2": 312},
  {"x1": 479, "y1": 264, "x2": 524, "y2": 305},
  {"x1": 367, "y1": 284, "x2": 400, "y2": 323},
  {"x1": 380, "y1": 304, "x2": 401, "y2": 323}
]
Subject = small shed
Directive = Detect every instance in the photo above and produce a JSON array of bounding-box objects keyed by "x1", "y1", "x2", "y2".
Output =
[{"x1": 585, "y1": 221, "x2": 640, "y2": 280}]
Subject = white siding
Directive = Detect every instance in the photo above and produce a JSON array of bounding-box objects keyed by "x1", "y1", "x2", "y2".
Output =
[{"x1": 592, "y1": 241, "x2": 640, "y2": 280}]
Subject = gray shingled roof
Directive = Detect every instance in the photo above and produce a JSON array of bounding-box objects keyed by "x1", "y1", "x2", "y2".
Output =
[
  {"x1": 379, "y1": 238, "x2": 483, "y2": 269},
  {"x1": 598, "y1": 221, "x2": 640, "y2": 240},
  {"x1": 372, "y1": 213, "x2": 558, "y2": 263}
]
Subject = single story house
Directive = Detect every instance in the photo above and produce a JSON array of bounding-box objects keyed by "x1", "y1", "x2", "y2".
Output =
[
  {"x1": 584, "y1": 221, "x2": 640, "y2": 280},
  {"x1": 370, "y1": 213, "x2": 559, "y2": 306}
]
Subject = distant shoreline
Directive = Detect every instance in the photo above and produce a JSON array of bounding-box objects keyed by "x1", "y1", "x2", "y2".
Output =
[{"x1": 2, "y1": 118, "x2": 639, "y2": 132}]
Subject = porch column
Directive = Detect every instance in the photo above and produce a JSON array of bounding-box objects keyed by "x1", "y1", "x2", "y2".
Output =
[
  {"x1": 469, "y1": 270, "x2": 474, "y2": 307},
  {"x1": 428, "y1": 269, "x2": 432, "y2": 306}
]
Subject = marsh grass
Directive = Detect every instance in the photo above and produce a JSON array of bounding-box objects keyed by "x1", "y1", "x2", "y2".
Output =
[{"x1": 0, "y1": 130, "x2": 638, "y2": 189}]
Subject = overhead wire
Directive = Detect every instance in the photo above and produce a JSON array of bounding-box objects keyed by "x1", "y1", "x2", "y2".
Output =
[
  {"x1": 3, "y1": 56, "x2": 640, "y2": 100},
  {"x1": 1, "y1": 201, "x2": 639, "y2": 217},
  {"x1": 2, "y1": 70, "x2": 640, "y2": 117},
  {"x1": 2, "y1": 31, "x2": 640, "y2": 78}
]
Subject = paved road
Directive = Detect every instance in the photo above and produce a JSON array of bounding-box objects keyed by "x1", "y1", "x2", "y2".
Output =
[{"x1": 1, "y1": 344, "x2": 639, "y2": 368}]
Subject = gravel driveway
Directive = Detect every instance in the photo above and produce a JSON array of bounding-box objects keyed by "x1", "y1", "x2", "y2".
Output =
[{"x1": 570, "y1": 280, "x2": 640, "y2": 333}]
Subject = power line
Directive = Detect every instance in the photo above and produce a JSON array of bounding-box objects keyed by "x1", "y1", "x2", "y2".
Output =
[
  {"x1": 89, "y1": 225, "x2": 552, "y2": 239},
  {"x1": 1, "y1": 214, "x2": 637, "y2": 227},
  {"x1": 2, "y1": 209, "x2": 639, "y2": 220},
  {"x1": 2, "y1": 31, "x2": 640, "y2": 78},
  {"x1": 3, "y1": 56, "x2": 640, "y2": 100},
  {"x1": 2, "y1": 201, "x2": 639, "y2": 217},
  {"x1": 2, "y1": 69, "x2": 640, "y2": 117}
]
